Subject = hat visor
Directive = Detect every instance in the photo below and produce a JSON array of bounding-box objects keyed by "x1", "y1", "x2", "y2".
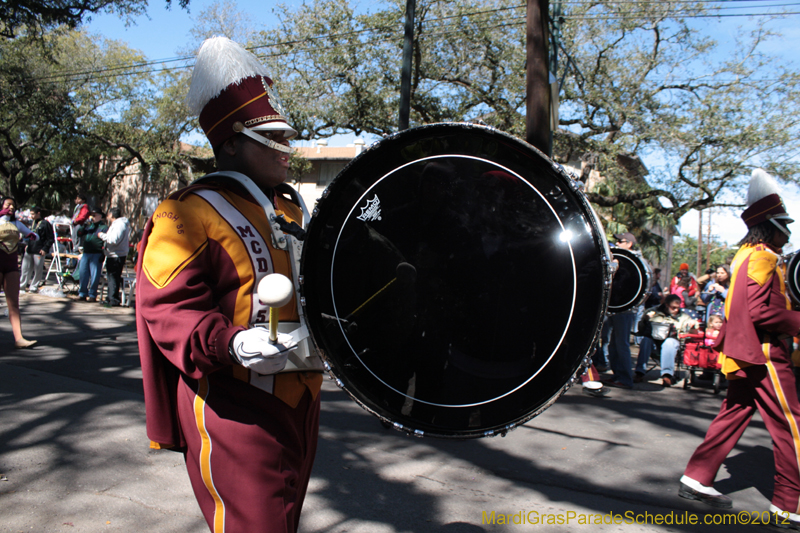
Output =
[{"x1": 251, "y1": 121, "x2": 297, "y2": 140}]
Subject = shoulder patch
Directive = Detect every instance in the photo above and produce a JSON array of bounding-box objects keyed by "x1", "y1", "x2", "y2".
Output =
[
  {"x1": 747, "y1": 248, "x2": 778, "y2": 287},
  {"x1": 142, "y1": 197, "x2": 209, "y2": 288}
]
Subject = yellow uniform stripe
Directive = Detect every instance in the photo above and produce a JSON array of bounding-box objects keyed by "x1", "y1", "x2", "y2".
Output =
[
  {"x1": 764, "y1": 342, "x2": 800, "y2": 513},
  {"x1": 193, "y1": 377, "x2": 225, "y2": 532}
]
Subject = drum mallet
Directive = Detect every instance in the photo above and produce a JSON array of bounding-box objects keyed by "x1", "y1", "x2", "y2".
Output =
[
  {"x1": 345, "y1": 262, "x2": 416, "y2": 320},
  {"x1": 257, "y1": 273, "x2": 294, "y2": 344}
]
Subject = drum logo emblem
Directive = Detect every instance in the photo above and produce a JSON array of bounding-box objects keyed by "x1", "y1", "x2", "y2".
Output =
[{"x1": 356, "y1": 195, "x2": 382, "y2": 222}]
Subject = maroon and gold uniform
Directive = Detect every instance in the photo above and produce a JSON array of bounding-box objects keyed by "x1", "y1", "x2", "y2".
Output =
[
  {"x1": 136, "y1": 178, "x2": 322, "y2": 532},
  {"x1": 684, "y1": 243, "x2": 800, "y2": 513}
]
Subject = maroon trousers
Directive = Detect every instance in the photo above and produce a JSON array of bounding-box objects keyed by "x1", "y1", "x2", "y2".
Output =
[
  {"x1": 684, "y1": 342, "x2": 800, "y2": 513},
  {"x1": 178, "y1": 373, "x2": 320, "y2": 533},
  {"x1": 581, "y1": 364, "x2": 601, "y2": 383}
]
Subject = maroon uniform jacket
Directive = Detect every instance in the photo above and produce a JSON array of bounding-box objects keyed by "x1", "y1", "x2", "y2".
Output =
[
  {"x1": 135, "y1": 179, "x2": 321, "y2": 450},
  {"x1": 718, "y1": 243, "x2": 800, "y2": 374}
]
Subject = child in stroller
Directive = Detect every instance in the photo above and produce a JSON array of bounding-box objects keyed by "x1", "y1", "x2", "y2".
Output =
[{"x1": 682, "y1": 314, "x2": 725, "y2": 394}]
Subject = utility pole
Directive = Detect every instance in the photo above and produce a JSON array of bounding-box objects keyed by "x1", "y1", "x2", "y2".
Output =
[
  {"x1": 548, "y1": 0, "x2": 561, "y2": 153},
  {"x1": 706, "y1": 209, "x2": 713, "y2": 270},
  {"x1": 398, "y1": 0, "x2": 416, "y2": 131},
  {"x1": 697, "y1": 209, "x2": 703, "y2": 276},
  {"x1": 526, "y1": 0, "x2": 550, "y2": 155}
]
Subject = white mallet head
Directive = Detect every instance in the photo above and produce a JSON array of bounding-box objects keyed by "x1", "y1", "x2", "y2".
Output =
[{"x1": 257, "y1": 273, "x2": 294, "y2": 308}]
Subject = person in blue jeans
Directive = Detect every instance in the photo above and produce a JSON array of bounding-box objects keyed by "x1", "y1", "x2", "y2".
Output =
[
  {"x1": 592, "y1": 317, "x2": 612, "y2": 370},
  {"x1": 603, "y1": 232, "x2": 639, "y2": 389},
  {"x1": 635, "y1": 294, "x2": 698, "y2": 386},
  {"x1": 606, "y1": 311, "x2": 636, "y2": 388},
  {"x1": 77, "y1": 209, "x2": 107, "y2": 302}
]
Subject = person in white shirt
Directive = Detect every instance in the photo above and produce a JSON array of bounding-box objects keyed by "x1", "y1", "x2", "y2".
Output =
[{"x1": 98, "y1": 207, "x2": 130, "y2": 307}]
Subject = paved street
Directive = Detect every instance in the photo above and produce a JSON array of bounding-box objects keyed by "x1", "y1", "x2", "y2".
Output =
[{"x1": 0, "y1": 292, "x2": 780, "y2": 532}]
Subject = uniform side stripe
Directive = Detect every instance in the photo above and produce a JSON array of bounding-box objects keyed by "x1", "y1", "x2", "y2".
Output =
[
  {"x1": 764, "y1": 344, "x2": 800, "y2": 514},
  {"x1": 194, "y1": 377, "x2": 226, "y2": 532}
]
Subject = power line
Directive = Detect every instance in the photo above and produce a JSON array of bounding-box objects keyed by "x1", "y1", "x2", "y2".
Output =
[
  {"x1": 28, "y1": 2, "x2": 800, "y2": 84},
  {"x1": 568, "y1": 11, "x2": 800, "y2": 19}
]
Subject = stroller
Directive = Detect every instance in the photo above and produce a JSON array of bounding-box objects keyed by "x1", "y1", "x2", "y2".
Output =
[{"x1": 680, "y1": 329, "x2": 724, "y2": 394}]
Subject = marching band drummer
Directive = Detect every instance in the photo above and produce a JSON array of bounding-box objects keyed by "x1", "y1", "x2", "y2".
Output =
[
  {"x1": 679, "y1": 169, "x2": 800, "y2": 527},
  {"x1": 136, "y1": 37, "x2": 322, "y2": 532},
  {"x1": 601, "y1": 232, "x2": 639, "y2": 389}
]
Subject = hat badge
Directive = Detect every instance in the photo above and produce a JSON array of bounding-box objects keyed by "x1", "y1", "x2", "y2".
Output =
[{"x1": 262, "y1": 77, "x2": 288, "y2": 118}]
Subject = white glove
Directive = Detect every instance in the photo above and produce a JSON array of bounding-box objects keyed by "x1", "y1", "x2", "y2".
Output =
[{"x1": 230, "y1": 328, "x2": 297, "y2": 375}]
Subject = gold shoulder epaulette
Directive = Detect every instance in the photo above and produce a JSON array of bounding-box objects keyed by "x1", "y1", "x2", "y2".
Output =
[
  {"x1": 747, "y1": 247, "x2": 779, "y2": 287},
  {"x1": 142, "y1": 196, "x2": 210, "y2": 289}
]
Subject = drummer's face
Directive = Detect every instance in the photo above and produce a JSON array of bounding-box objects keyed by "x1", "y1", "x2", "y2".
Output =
[
  {"x1": 227, "y1": 132, "x2": 291, "y2": 190},
  {"x1": 667, "y1": 301, "x2": 681, "y2": 316},
  {"x1": 772, "y1": 221, "x2": 791, "y2": 249}
]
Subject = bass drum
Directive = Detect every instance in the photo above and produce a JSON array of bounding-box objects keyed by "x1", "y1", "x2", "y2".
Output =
[
  {"x1": 785, "y1": 251, "x2": 800, "y2": 310},
  {"x1": 607, "y1": 247, "x2": 652, "y2": 314},
  {"x1": 300, "y1": 123, "x2": 613, "y2": 438}
]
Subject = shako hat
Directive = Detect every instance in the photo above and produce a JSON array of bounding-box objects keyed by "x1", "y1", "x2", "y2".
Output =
[
  {"x1": 741, "y1": 169, "x2": 793, "y2": 236},
  {"x1": 186, "y1": 36, "x2": 296, "y2": 151}
]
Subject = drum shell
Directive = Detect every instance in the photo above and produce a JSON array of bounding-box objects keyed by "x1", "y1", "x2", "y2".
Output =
[
  {"x1": 300, "y1": 123, "x2": 613, "y2": 438},
  {"x1": 607, "y1": 247, "x2": 652, "y2": 315},
  {"x1": 785, "y1": 251, "x2": 800, "y2": 310}
]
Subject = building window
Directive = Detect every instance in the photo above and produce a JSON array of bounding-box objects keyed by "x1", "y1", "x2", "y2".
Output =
[{"x1": 318, "y1": 162, "x2": 348, "y2": 187}]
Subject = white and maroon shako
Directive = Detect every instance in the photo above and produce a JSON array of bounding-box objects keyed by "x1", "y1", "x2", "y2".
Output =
[
  {"x1": 742, "y1": 169, "x2": 794, "y2": 237},
  {"x1": 186, "y1": 36, "x2": 297, "y2": 152}
]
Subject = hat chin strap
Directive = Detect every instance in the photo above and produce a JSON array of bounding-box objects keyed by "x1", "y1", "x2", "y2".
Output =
[
  {"x1": 769, "y1": 217, "x2": 792, "y2": 237},
  {"x1": 233, "y1": 122, "x2": 294, "y2": 154}
]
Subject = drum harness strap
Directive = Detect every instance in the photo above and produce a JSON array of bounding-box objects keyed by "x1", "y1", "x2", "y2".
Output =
[{"x1": 190, "y1": 171, "x2": 323, "y2": 376}]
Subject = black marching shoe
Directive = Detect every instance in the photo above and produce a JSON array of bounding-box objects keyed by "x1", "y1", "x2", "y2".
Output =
[{"x1": 678, "y1": 482, "x2": 732, "y2": 509}]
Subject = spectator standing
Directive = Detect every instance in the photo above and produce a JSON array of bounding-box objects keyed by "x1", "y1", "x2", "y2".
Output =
[
  {"x1": 0, "y1": 196, "x2": 38, "y2": 348},
  {"x1": 77, "y1": 208, "x2": 107, "y2": 302},
  {"x1": 602, "y1": 232, "x2": 639, "y2": 389},
  {"x1": 696, "y1": 266, "x2": 716, "y2": 287},
  {"x1": 679, "y1": 169, "x2": 800, "y2": 524},
  {"x1": 71, "y1": 192, "x2": 90, "y2": 251},
  {"x1": 670, "y1": 263, "x2": 699, "y2": 298},
  {"x1": 672, "y1": 275, "x2": 697, "y2": 310},
  {"x1": 700, "y1": 264, "x2": 730, "y2": 322},
  {"x1": 98, "y1": 207, "x2": 130, "y2": 307},
  {"x1": 20, "y1": 206, "x2": 54, "y2": 293},
  {"x1": 645, "y1": 268, "x2": 664, "y2": 309}
]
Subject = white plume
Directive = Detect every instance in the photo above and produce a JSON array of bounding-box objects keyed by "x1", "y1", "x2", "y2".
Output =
[
  {"x1": 186, "y1": 36, "x2": 269, "y2": 115},
  {"x1": 747, "y1": 168, "x2": 782, "y2": 207}
]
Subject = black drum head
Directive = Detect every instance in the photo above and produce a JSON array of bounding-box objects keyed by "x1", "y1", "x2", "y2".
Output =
[
  {"x1": 607, "y1": 247, "x2": 652, "y2": 314},
  {"x1": 786, "y1": 251, "x2": 800, "y2": 310},
  {"x1": 301, "y1": 123, "x2": 611, "y2": 438}
]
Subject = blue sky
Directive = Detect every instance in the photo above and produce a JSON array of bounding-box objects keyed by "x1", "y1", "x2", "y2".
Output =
[
  {"x1": 85, "y1": 0, "x2": 286, "y2": 58},
  {"x1": 85, "y1": 1, "x2": 800, "y2": 251}
]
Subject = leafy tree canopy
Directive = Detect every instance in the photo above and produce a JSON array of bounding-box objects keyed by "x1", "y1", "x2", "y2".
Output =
[
  {"x1": 252, "y1": 0, "x2": 800, "y2": 231},
  {"x1": 0, "y1": 29, "x2": 195, "y2": 209},
  {"x1": 557, "y1": 1, "x2": 800, "y2": 222},
  {"x1": 1, "y1": 0, "x2": 189, "y2": 39},
  {"x1": 671, "y1": 234, "x2": 736, "y2": 279}
]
